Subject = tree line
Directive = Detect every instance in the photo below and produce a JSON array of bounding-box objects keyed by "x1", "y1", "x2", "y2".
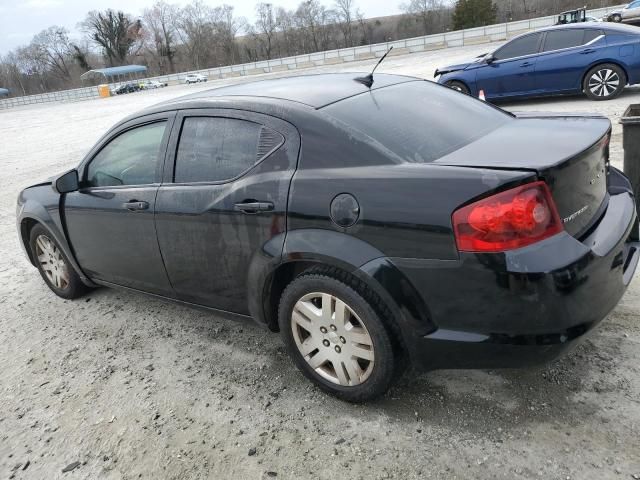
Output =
[{"x1": 0, "y1": 0, "x2": 620, "y2": 96}]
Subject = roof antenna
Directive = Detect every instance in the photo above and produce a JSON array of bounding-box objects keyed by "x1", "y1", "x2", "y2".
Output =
[{"x1": 355, "y1": 46, "x2": 393, "y2": 88}]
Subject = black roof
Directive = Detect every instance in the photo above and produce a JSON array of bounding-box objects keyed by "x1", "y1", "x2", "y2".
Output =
[{"x1": 166, "y1": 73, "x2": 417, "y2": 109}]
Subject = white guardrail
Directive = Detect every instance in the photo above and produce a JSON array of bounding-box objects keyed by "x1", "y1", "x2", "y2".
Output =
[{"x1": 0, "y1": 5, "x2": 624, "y2": 110}]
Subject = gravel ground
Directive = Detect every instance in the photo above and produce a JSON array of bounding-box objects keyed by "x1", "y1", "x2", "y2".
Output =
[{"x1": 1, "y1": 45, "x2": 639, "y2": 480}]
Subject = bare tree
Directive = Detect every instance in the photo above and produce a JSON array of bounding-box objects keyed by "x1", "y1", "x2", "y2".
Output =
[
  {"x1": 254, "y1": 3, "x2": 278, "y2": 59},
  {"x1": 355, "y1": 8, "x2": 372, "y2": 45},
  {"x1": 334, "y1": 0, "x2": 355, "y2": 47},
  {"x1": 82, "y1": 10, "x2": 144, "y2": 66},
  {"x1": 143, "y1": 1, "x2": 179, "y2": 73},
  {"x1": 30, "y1": 26, "x2": 72, "y2": 80},
  {"x1": 400, "y1": 0, "x2": 445, "y2": 35},
  {"x1": 0, "y1": 53, "x2": 27, "y2": 95},
  {"x1": 295, "y1": 0, "x2": 334, "y2": 53},
  {"x1": 175, "y1": 0, "x2": 215, "y2": 70},
  {"x1": 275, "y1": 7, "x2": 298, "y2": 56},
  {"x1": 214, "y1": 5, "x2": 243, "y2": 65}
]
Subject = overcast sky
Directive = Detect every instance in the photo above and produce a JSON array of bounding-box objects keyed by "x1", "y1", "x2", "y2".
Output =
[{"x1": 0, "y1": 0, "x2": 402, "y2": 54}]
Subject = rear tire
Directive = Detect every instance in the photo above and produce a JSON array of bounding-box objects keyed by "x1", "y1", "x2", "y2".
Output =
[
  {"x1": 446, "y1": 80, "x2": 470, "y2": 95},
  {"x1": 29, "y1": 224, "x2": 88, "y2": 300},
  {"x1": 583, "y1": 63, "x2": 626, "y2": 100},
  {"x1": 278, "y1": 271, "x2": 398, "y2": 402},
  {"x1": 611, "y1": 13, "x2": 622, "y2": 22}
]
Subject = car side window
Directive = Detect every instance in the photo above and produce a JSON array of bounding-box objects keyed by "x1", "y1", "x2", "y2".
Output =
[
  {"x1": 583, "y1": 29, "x2": 604, "y2": 44},
  {"x1": 86, "y1": 122, "x2": 166, "y2": 188},
  {"x1": 174, "y1": 117, "x2": 283, "y2": 183},
  {"x1": 543, "y1": 29, "x2": 585, "y2": 51},
  {"x1": 494, "y1": 33, "x2": 542, "y2": 60}
]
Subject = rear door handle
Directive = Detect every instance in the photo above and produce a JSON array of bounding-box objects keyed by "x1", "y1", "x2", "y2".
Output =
[
  {"x1": 123, "y1": 200, "x2": 149, "y2": 211},
  {"x1": 234, "y1": 201, "x2": 274, "y2": 213},
  {"x1": 580, "y1": 48, "x2": 596, "y2": 54},
  {"x1": 520, "y1": 61, "x2": 533, "y2": 67}
]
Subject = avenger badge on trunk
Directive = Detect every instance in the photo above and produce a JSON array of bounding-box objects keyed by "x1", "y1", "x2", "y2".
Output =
[{"x1": 563, "y1": 205, "x2": 589, "y2": 223}]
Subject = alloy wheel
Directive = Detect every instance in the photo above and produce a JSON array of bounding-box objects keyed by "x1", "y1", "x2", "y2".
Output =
[
  {"x1": 35, "y1": 234, "x2": 69, "y2": 290},
  {"x1": 291, "y1": 292, "x2": 375, "y2": 386},
  {"x1": 588, "y1": 69, "x2": 620, "y2": 98}
]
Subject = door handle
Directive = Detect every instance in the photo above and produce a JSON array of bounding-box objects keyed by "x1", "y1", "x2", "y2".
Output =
[
  {"x1": 580, "y1": 48, "x2": 596, "y2": 54},
  {"x1": 520, "y1": 61, "x2": 533, "y2": 67},
  {"x1": 234, "y1": 201, "x2": 274, "y2": 213},
  {"x1": 123, "y1": 200, "x2": 149, "y2": 211}
]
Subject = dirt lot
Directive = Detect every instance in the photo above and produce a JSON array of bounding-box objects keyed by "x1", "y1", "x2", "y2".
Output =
[{"x1": 1, "y1": 45, "x2": 639, "y2": 480}]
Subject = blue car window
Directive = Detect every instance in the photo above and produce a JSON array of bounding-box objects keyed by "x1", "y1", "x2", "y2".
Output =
[
  {"x1": 543, "y1": 29, "x2": 584, "y2": 51},
  {"x1": 583, "y1": 29, "x2": 604, "y2": 44},
  {"x1": 494, "y1": 33, "x2": 542, "y2": 60}
]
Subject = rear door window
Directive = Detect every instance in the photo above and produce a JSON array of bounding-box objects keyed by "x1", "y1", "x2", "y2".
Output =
[
  {"x1": 494, "y1": 33, "x2": 542, "y2": 60},
  {"x1": 583, "y1": 29, "x2": 604, "y2": 44},
  {"x1": 542, "y1": 29, "x2": 585, "y2": 51},
  {"x1": 174, "y1": 117, "x2": 283, "y2": 183}
]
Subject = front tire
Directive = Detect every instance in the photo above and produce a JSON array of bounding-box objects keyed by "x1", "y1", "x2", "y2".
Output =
[
  {"x1": 278, "y1": 271, "x2": 398, "y2": 402},
  {"x1": 29, "y1": 224, "x2": 88, "y2": 299},
  {"x1": 611, "y1": 13, "x2": 622, "y2": 22},
  {"x1": 445, "y1": 80, "x2": 470, "y2": 95},
  {"x1": 583, "y1": 63, "x2": 626, "y2": 100}
]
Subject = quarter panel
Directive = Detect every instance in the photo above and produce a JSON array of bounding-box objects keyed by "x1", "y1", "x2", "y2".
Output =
[{"x1": 287, "y1": 163, "x2": 533, "y2": 260}]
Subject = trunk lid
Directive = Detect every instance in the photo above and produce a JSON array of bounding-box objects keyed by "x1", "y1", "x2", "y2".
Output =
[{"x1": 434, "y1": 114, "x2": 610, "y2": 238}]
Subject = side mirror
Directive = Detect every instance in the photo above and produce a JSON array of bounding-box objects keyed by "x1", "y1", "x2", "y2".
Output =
[
  {"x1": 485, "y1": 54, "x2": 495, "y2": 64},
  {"x1": 53, "y1": 169, "x2": 79, "y2": 194}
]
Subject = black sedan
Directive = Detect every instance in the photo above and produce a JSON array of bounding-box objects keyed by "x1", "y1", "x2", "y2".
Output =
[{"x1": 17, "y1": 73, "x2": 639, "y2": 401}]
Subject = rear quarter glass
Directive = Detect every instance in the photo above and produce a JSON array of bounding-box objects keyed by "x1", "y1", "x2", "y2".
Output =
[{"x1": 323, "y1": 81, "x2": 512, "y2": 164}]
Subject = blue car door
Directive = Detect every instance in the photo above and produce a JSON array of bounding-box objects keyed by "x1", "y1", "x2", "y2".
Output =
[
  {"x1": 476, "y1": 32, "x2": 543, "y2": 98},
  {"x1": 534, "y1": 28, "x2": 605, "y2": 93}
]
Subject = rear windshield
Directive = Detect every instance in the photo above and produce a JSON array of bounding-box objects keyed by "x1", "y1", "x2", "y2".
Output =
[{"x1": 323, "y1": 81, "x2": 512, "y2": 163}]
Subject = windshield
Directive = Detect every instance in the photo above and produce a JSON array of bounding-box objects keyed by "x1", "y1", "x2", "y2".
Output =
[{"x1": 323, "y1": 80, "x2": 512, "y2": 163}]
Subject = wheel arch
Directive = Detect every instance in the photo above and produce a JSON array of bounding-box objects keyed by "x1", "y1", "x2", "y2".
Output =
[
  {"x1": 19, "y1": 216, "x2": 40, "y2": 266},
  {"x1": 18, "y1": 195, "x2": 94, "y2": 287},
  {"x1": 444, "y1": 78, "x2": 471, "y2": 94},
  {"x1": 582, "y1": 60, "x2": 630, "y2": 90},
  {"x1": 251, "y1": 229, "x2": 434, "y2": 366}
]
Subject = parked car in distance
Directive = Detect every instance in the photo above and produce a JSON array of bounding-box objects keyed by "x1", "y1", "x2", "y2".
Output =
[
  {"x1": 111, "y1": 83, "x2": 140, "y2": 95},
  {"x1": 607, "y1": 1, "x2": 640, "y2": 23},
  {"x1": 140, "y1": 80, "x2": 167, "y2": 89},
  {"x1": 185, "y1": 73, "x2": 207, "y2": 84},
  {"x1": 17, "y1": 73, "x2": 639, "y2": 402},
  {"x1": 435, "y1": 23, "x2": 640, "y2": 101}
]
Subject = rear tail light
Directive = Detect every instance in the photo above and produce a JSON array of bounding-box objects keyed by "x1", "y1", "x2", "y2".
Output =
[{"x1": 452, "y1": 181, "x2": 563, "y2": 252}]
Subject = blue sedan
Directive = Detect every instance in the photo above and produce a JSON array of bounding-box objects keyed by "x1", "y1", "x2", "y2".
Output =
[{"x1": 435, "y1": 23, "x2": 640, "y2": 101}]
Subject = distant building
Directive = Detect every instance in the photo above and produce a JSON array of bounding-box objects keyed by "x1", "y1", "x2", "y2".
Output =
[{"x1": 80, "y1": 65, "x2": 148, "y2": 85}]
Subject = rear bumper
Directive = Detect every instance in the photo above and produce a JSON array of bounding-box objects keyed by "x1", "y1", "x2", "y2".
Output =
[{"x1": 388, "y1": 184, "x2": 639, "y2": 371}]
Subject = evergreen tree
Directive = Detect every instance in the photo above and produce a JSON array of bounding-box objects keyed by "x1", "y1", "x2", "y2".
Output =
[{"x1": 452, "y1": 0, "x2": 497, "y2": 30}]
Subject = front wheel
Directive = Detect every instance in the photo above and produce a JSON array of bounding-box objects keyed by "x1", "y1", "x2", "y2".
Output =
[
  {"x1": 278, "y1": 271, "x2": 398, "y2": 402},
  {"x1": 583, "y1": 63, "x2": 626, "y2": 100},
  {"x1": 29, "y1": 224, "x2": 88, "y2": 299},
  {"x1": 445, "y1": 80, "x2": 470, "y2": 95},
  {"x1": 611, "y1": 13, "x2": 622, "y2": 22}
]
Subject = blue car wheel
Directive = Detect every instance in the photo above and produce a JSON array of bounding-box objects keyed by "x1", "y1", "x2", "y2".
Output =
[
  {"x1": 445, "y1": 80, "x2": 470, "y2": 95},
  {"x1": 583, "y1": 63, "x2": 626, "y2": 100}
]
